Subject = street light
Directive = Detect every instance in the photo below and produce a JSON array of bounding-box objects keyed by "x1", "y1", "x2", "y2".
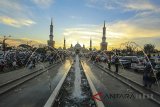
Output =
[{"x1": 3, "y1": 35, "x2": 11, "y2": 59}]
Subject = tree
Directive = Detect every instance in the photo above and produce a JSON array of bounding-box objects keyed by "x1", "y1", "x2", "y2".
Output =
[
  {"x1": 144, "y1": 44, "x2": 155, "y2": 54},
  {"x1": 121, "y1": 43, "x2": 137, "y2": 55},
  {"x1": 19, "y1": 44, "x2": 32, "y2": 49}
]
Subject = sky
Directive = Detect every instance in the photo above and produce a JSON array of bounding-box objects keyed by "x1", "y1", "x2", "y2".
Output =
[{"x1": 0, "y1": 0, "x2": 160, "y2": 50}]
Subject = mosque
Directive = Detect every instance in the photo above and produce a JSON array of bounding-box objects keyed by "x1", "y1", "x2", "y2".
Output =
[
  {"x1": 47, "y1": 19, "x2": 108, "y2": 51},
  {"x1": 67, "y1": 42, "x2": 89, "y2": 54}
]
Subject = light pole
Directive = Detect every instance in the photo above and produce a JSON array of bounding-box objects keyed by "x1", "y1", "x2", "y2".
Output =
[{"x1": 3, "y1": 35, "x2": 11, "y2": 59}]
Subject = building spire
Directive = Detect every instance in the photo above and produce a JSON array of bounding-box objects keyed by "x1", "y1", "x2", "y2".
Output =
[
  {"x1": 48, "y1": 17, "x2": 55, "y2": 48},
  {"x1": 103, "y1": 20, "x2": 106, "y2": 38},
  {"x1": 83, "y1": 44, "x2": 85, "y2": 48},
  {"x1": 89, "y1": 37, "x2": 92, "y2": 51},
  {"x1": 63, "y1": 36, "x2": 66, "y2": 50},
  {"x1": 51, "y1": 18, "x2": 53, "y2": 25},
  {"x1": 50, "y1": 18, "x2": 53, "y2": 36},
  {"x1": 100, "y1": 21, "x2": 108, "y2": 51}
]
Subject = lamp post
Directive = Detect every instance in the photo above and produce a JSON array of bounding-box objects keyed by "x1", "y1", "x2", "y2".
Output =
[{"x1": 3, "y1": 35, "x2": 11, "y2": 59}]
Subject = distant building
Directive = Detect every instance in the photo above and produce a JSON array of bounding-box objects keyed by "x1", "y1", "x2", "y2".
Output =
[
  {"x1": 68, "y1": 42, "x2": 88, "y2": 53},
  {"x1": 47, "y1": 18, "x2": 55, "y2": 48},
  {"x1": 63, "y1": 37, "x2": 66, "y2": 50},
  {"x1": 74, "y1": 42, "x2": 82, "y2": 53},
  {"x1": 100, "y1": 21, "x2": 108, "y2": 51},
  {"x1": 89, "y1": 38, "x2": 92, "y2": 51},
  {"x1": 83, "y1": 44, "x2": 85, "y2": 48},
  {"x1": 68, "y1": 44, "x2": 74, "y2": 51}
]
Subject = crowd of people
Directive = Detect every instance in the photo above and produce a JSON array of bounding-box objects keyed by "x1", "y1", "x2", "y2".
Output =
[
  {"x1": 1, "y1": 49, "x2": 159, "y2": 89},
  {"x1": 88, "y1": 51, "x2": 120, "y2": 73},
  {"x1": 0, "y1": 50, "x2": 32, "y2": 72},
  {"x1": 0, "y1": 50, "x2": 68, "y2": 72}
]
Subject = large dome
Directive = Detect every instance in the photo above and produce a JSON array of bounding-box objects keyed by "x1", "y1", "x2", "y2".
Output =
[{"x1": 74, "y1": 43, "x2": 81, "y2": 48}]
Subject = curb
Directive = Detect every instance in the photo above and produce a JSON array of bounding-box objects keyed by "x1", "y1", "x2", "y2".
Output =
[
  {"x1": 0, "y1": 61, "x2": 60, "y2": 87},
  {"x1": 96, "y1": 64, "x2": 160, "y2": 105},
  {"x1": 43, "y1": 65, "x2": 71, "y2": 107},
  {"x1": 81, "y1": 61, "x2": 105, "y2": 107},
  {"x1": 98, "y1": 63, "x2": 160, "y2": 97},
  {"x1": 0, "y1": 63, "x2": 58, "y2": 95}
]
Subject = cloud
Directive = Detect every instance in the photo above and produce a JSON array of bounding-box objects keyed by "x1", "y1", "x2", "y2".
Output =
[
  {"x1": 62, "y1": 23, "x2": 127, "y2": 49},
  {"x1": 0, "y1": 0, "x2": 35, "y2": 27},
  {"x1": 0, "y1": 16, "x2": 35, "y2": 27},
  {"x1": 109, "y1": 22, "x2": 160, "y2": 39},
  {"x1": 86, "y1": 0, "x2": 158, "y2": 11},
  {"x1": 62, "y1": 26, "x2": 101, "y2": 48},
  {"x1": 107, "y1": 17, "x2": 160, "y2": 49},
  {"x1": 123, "y1": 1, "x2": 156, "y2": 11},
  {"x1": 62, "y1": 12, "x2": 160, "y2": 50},
  {"x1": 116, "y1": 0, "x2": 157, "y2": 11},
  {"x1": 0, "y1": 36, "x2": 45, "y2": 47},
  {"x1": 0, "y1": 0, "x2": 22, "y2": 12},
  {"x1": 32, "y1": 0, "x2": 54, "y2": 7},
  {"x1": 85, "y1": 0, "x2": 160, "y2": 50}
]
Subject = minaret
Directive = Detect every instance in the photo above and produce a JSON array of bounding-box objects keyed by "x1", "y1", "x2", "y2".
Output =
[
  {"x1": 47, "y1": 18, "x2": 55, "y2": 48},
  {"x1": 89, "y1": 37, "x2": 92, "y2": 51},
  {"x1": 70, "y1": 44, "x2": 73, "y2": 48},
  {"x1": 50, "y1": 18, "x2": 53, "y2": 41},
  {"x1": 63, "y1": 37, "x2": 66, "y2": 50},
  {"x1": 100, "y1": 21, "x2": 108, "y2": 51},
  {"x1": 102, "y1": 21, "x2": 106, "y2": 42}
]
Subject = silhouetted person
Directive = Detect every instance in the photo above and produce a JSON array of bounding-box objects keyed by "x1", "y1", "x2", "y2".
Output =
[
  {"x1": 143, "y1": 61, "x2": 152, "y2": 88},
  {"x1": 143, "y1": 56, "x2": 154, "y2": 88},
  {"x1": 0, "y1": 61, "x2": 5, "y2": 72},
  {"x1": 32, "y1": 58, "x2": 36, "y2": 67},
  {"x1": 115, "y1": 56, "x2": 119, "y2": 73},
  {"x1": 108, "y1": 55, "x2": 111, "y2": 70}
]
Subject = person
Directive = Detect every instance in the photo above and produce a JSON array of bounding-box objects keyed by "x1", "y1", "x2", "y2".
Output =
[
  {"x1": 12, "y1": 60, "x2": 17, "y2": 70},
  {"x1": 28, "y1": 61, "x2": 33, "y2": 69},
  {"x1": 0, "y1": 60, "x2": 5, "y2": 72},
  {"x1": 49, "y1": 55, "x2": 52, "y2": 64},
  {"x1": 108, "y1": 54, "x2": 111, "y2": 70},
  {"x1": 96, "y1": 56, "x2": 99, "y2": 63},
  {"x1": 32, "y1": 58, "x2": 36, "y2": 67},
  {"x1": 143, "y1": 59, "x2": 153, "y2": 88},
  {"x1": 115, "y1": 56, "x2": 119, "y2": 73}
]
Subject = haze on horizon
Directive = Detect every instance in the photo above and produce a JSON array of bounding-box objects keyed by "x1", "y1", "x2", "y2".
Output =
[{"x1": 0, "y1": 0, "x2": 160, "y2": 50}]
